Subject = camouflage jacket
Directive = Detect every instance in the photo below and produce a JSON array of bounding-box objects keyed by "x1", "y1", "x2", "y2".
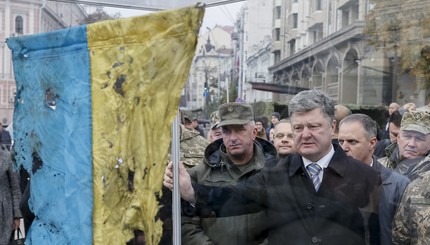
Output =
[
  {"x1": 393, "y1": 171, "x2": 430, "y2": 245},
  {"x1": 379, "y1": 143, "x2": 430, "y2": 181},
  {"x1": 179, "y1": 125, "x2": 209, "y2": 169},
  {"x1": 379, "y1": 142, "x2": 401, "y2": 169}
]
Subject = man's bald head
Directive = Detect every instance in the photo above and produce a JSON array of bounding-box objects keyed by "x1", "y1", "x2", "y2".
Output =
[{"x1": 334, "y1": 104, "x2": 352, "y2": 135}]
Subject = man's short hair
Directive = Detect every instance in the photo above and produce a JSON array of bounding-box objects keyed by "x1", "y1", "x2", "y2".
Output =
[
  {"x1": 339, "y1": 113, "x2": 378, "y2": 139},
  {"x1": 288, "y1": 90, "x2": 335, "y2": 120},
  {"x1": 389, "y1": 110, "x2": 402, "y2": 128}
]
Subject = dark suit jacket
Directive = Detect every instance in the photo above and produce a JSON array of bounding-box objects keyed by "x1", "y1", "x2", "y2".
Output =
[
  {"x1": 194, "y1": 145, "x2": 382, "y2": 245},
  {"x1": 372, "y1": 157, "x2": 409, "y2": 245}
]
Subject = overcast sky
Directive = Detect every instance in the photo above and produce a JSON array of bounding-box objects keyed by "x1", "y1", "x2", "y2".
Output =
[{"x1": 103, "y1": 2, "x2": 243, "y2": 31}]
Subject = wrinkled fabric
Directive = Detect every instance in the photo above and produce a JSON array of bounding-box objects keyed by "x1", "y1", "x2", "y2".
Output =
[
  {"x1": 89, "y1": 7, "x2": 204, "y2": 245},
  {"x1": 7, "y1": 25, "x2": 92, "y2": 245},
  {"x1": 7, "y1": 6, "x2": 204, "y2": 245}
]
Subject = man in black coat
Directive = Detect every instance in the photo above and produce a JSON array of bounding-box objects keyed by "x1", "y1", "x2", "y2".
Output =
[{"x1": 164, "y1": 90, "x2": 382, "y2": 245}]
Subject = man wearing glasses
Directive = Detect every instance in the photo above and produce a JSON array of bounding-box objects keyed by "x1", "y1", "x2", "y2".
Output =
[{"x1": 273, "y1": 119, "x2": 295, "y2": 158}]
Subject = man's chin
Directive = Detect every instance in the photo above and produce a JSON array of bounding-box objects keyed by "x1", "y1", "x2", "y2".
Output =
[
  {"x1": 298, "y1": 150, "x2": 319, "y2": 160},
  {"x1": 403, "y1": 153, "x2": 419, "y2": 160},
  {"x1": 228, "y1": 151, "x2": 246, "y2": 159}
]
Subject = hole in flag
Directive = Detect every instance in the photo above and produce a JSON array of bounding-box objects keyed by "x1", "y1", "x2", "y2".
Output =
[
  {"x1": 113, "y1": 74, "x2": 126, "y2": 96},
  {"x1": 45, "y1": 89, "x2": 57, "y2": 110}
]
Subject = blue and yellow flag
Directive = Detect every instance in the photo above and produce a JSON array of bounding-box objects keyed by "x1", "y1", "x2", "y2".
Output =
[{"x1": 7, "y1": 6, "x2": 204, "y2": 245}]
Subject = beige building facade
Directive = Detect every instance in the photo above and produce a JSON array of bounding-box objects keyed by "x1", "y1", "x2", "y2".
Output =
[
  {"x1": 269, "y1": 0, "x2": 430, "y2": 108},
  {"x1": 185, "y1": 25, "x2": 234, "y2": 109}
]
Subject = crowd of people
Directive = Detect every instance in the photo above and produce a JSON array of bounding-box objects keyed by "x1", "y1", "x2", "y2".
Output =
[
  {"x1": 2, "y1": 89, "x2": 430, "y2": 245},
  {"x1": 164, "y1": 89, "x2": 430, "y2": 245}
]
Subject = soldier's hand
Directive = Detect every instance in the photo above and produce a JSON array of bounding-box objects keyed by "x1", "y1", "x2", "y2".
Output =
[{"x1": 163, "y1": 161, "x2": 196, "y2": 203}]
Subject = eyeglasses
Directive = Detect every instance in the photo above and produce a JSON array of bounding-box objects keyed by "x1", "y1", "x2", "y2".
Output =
[{"x1": 274, "y1": 132, "x2": 294, "y2": 139}]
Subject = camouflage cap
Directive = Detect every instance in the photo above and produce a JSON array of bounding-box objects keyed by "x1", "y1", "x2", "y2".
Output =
[
  {"x1": 210, "y1": 110, "x2": 220, "y2": 129},
  {"x1": 401, "y1": 110, "x2": 430, "y2": 135},
  {"x1": 183, "y1": 111, "x2": 197, "y2": 121},
  {"x1": 217, "y1": 102, "x2": 254, "y2": 127}
]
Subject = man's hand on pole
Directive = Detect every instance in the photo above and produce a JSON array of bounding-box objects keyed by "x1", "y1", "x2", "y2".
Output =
[{"x1": 164, "y1": 161, "x2": 196, "y2": 203}]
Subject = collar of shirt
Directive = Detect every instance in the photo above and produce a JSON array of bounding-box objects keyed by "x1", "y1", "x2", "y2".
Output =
[{"x1": 302, "y1": 145, "x2": 335, "y2": 181}]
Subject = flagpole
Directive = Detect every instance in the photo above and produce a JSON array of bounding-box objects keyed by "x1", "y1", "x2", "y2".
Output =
[{"x1": 171, "y1": 110, "x2": 181, "y2": 245}]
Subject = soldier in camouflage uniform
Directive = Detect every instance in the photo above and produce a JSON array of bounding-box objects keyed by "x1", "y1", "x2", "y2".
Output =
[
  {"x1": 183, "y1": 111, "x2": 205, "y2": 137},
  {"x1": 378, "y1": 110, "x2": 430, "y2": 181},
  {"x1": 207, "y1": 110, "x2": 222, "y2": 143},
  {"x1": 179, "y1": 124, "x2": 209, "y2": 169},
  {"x1": 392, "y1": 170, "x2": 430, "y2": 245}
]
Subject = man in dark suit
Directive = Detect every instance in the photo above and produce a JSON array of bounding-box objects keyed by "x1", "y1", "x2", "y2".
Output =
[
  {"x1": 338, "y1": 113, "x2": 410, "y2": 245},
  {"x1": 164, "y1": 90, "x2": 382, "y2": 245}
]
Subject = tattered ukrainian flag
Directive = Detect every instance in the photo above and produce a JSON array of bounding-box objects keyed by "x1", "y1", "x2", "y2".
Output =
[{"x1": 7, "y1": 6, "x2": 204, "y2": 245}]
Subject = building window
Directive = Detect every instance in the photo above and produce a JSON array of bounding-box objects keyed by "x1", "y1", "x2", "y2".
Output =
[
  {"x1": 292, "y1": 13, "x2": 298, "y2": 28},
  {"x1": 342, "y1": 9, "x2": 349, "y2": 28},
  {"x1": 274, "y1": 50, "x2": 281, "y2": 63},
  {"x1": 316, "y1": 0, "x2": 322, "y2": 11},
  {"x1": 276, "y1": 6, "x2": 281, "y2": 19},
  {"x1": 275, "y1": 28, "x2": 280, "y2": 41},
  {"x1": 15, "y1": 16, "x2": 23, "y2": 34},
  {"x1": 289, "y1": 39, "x2": 296, "y2": 56},
  {"x1": 351, "y1": 4, "x2": 359, "y2": 23}
]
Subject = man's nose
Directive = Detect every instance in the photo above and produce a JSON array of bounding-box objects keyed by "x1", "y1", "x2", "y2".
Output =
[
  {"x1": 302, "y1": 127, "x2": 312, "y2": 137},
  {"x1": 229, "y1": 131, "x2": 240, "y2": 140},
  {"x1": 340, "y1": 143, "x2": 349, "y2": 151}
]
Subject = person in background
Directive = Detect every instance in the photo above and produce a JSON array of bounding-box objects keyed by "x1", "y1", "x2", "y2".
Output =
[
  {"x1": 379, "y1": 110, "x2": 430, "y2": 181},
  {"x1": 402, "y1": 102, "x2": 416, "y2": 113},
  {"x1": 184, "y1": 112, "x2": 205, "y2": 138},
  {"x1": 207, "y1": 110, "x2": 222, "y2": 143},
  {"x1": 165, "y1": 89, "x2": 382, "y2": 245},
  {"x1": 0, "y1": 148, "x2": 21, "y2": 245},
  {"x1": 375, "y1": 111, "x2": 403, "y2": 158},
  {"x1": 179, "y1": 124, "x2": 210, "y2": 169},
  {"x1": 0, "y1": 123, "x2": 11, "y2": 151},
  {"x1": 181, "y1": 102, "x2": 277, "y2": 245},
  {"x1": 382, "y1": 102, "x2": 400, "y2": 140},
  {"x1": 332, "y1": 104, "x2": 352, "y2": 143},
  {"x1": 338, "y1": 114, "x2": 410, "y2": 245},
  {"x1": 268, "y1": 128, "x2": 275, "y2": 144},
  {"x1": 387, "y1": 111, "x2": 402, "y2": 144},
  {"x1": 261, "y1": 116, "x2": 269, "y2": 133},
  {"x1": 255, "y1": 117, "x2": 268, "y2": 141},
  {"x1": 266, "y1": 112, "x2": 280, "y2": 140},
  {"x1": 273, "y1": 119, "x2": 295, "y2": 158}
]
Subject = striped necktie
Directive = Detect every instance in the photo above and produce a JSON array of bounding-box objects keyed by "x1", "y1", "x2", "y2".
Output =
[{"x1": 307, "y1": 163, "x2": 322, "y2": 191}]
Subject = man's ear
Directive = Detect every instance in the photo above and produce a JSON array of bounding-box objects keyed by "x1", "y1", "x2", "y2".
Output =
[
  {"x1": 252, "y1": 126, "x2": 258, "y2": 140},
  {"x1": 369, "y1": 137, "x2": 377, "y2": 150},
  {"x1": 332, "y1": 119, "x2": 337, "y2": 131}
]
